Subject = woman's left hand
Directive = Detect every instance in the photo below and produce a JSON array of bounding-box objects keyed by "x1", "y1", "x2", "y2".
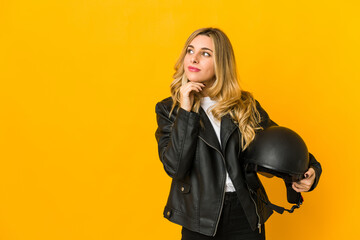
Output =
[{"x1": 292, "y1": 167, "x2": 316, "y2": 192}]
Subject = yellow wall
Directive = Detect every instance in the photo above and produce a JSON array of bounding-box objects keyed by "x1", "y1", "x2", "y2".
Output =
[{"x1": 0, "y1": 0, "x2": 359, "y2": 239}]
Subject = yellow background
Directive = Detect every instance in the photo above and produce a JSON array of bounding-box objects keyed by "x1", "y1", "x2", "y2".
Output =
[{"x1": 1, "y1": 0, "x2": 359, "y2": 239}]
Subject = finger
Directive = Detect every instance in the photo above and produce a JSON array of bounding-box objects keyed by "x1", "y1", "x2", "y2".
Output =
[
  {"x1": 304, "y1": 168, "x2": 315, "y2": 178},
  {"x1": 187, "y1": 84, "x2": 204, "y2": 93},
  {"x1": 182, "y1": 85, "x2": 202, "y2": 95},
  {"x1": 293, "y1": 182, "x2": 307, "y2": 189},
  {"x1": 297, "y1": 183, "x2": 311, "y2": 191},
  {"x1": 187, "y1": 85, "x2": 203, "y2": 93},
  {"x1": 293, "y1": 181, "x2": 311, "y2": 191},
  {"x1": 192, "y1": 82, "x2": 206, "y2": 87},
  {"x1": 292, "y1": 183, "x2": 303, "y2": 192},
  {"x1": 185, "y1": 83, "x2": 203, "y2": 91},
  {"x1": 184, "y1": 82, "x2": 204, "y2": 90},
  {"x1": 294, "y1": 180, "x2": 311, "y2": 189},
  {"x1": 301, "y1": 174, "x2": 315, "y2": 187},
  {"x1": 182, "y1": 82, "x2": 205, "y2": 94},
  {"x1": 298, "y1": 177, "x2": 315, "y2": 189},
  {"x1": 292, "y1": 182, "x2": 308, "y2": 192},
  {"x1": 188, "y1": 82, "x2": 206, "y2": 87},
  {"x1": 297, "y1": 179, "x2": 313, "y2": 187}
]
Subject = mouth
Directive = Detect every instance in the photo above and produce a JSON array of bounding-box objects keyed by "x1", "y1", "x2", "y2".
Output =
[{"x1": 188, "y1": 66, "x2": 201, "y2": 72}]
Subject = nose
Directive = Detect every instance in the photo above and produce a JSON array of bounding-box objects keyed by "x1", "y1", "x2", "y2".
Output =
[{"x1": 191, "y1": 55, "x2": 199, "y2": 64}]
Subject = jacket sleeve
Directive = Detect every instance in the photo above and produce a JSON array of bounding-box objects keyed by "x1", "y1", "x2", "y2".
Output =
[
  {"x1": 155, "y1": 101, "x2": 200, "y2": 180},
  {"x1": 255, "y1": 100, "x2": 322, "y2": 192}
]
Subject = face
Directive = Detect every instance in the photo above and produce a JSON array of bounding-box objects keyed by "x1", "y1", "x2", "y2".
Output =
[{"x1": 184, "y1": 35, "x2": 215, "y2": 84}]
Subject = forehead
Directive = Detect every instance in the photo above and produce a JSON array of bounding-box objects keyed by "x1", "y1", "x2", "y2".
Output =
[{"x1": 189, "y1": 35, "x2": 214, "y2": 50}]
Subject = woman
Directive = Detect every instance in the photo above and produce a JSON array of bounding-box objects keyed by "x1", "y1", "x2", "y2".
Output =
[{"x1": 155, "y1": 28, "x2": 322, "y2": 240}]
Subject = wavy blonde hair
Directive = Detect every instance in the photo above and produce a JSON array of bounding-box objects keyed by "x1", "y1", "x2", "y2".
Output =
[{"x1": 169, "y1": 27, "x2": 263, "y2": 150}]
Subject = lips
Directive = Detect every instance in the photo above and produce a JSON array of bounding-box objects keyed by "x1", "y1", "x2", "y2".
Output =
[{"x1": 188, "y1": 66, "x2": 200, "y2": 72}]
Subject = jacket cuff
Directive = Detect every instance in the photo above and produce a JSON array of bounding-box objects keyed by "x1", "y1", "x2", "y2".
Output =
[{"x1": 177, "y1": 107, "x2": 200, "y2": 124}]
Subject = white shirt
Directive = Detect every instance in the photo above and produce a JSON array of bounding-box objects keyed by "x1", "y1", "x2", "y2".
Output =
[{"x1": 200, "y1": 97, "x2": 236, "y2": 192}]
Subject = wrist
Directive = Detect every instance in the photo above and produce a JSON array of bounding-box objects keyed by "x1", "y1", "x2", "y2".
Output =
[{"x1": 180, "y1": 106, "x2": 192, "y2": 112}]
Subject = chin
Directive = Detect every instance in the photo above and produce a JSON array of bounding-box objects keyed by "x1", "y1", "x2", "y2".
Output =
[
  {"x1": 188, "y1": 79, "x2": 203, "y2": 83},
  {"x1": 186, "y1": 76, "x2": 204, "y2": 82}
]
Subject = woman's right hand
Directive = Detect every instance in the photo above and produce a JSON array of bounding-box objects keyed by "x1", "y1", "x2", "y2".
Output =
[{"x1": 179, "y1": 82, "x2": 205, "y2": 112}]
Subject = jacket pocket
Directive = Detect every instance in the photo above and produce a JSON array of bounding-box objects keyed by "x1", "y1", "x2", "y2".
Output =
[{"x1": 167, "y1": 180, "x2": 198, "y2": 221}]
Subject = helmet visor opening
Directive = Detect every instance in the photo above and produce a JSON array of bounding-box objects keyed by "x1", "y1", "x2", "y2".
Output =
[{"x1": 257, "y1": 166, "x2": 305, "y2": 183}]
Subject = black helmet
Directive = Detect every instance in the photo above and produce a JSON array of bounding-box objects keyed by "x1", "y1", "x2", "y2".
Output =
[{"x1": 243, "y1": 126, "x2": 309, "y2": 214}]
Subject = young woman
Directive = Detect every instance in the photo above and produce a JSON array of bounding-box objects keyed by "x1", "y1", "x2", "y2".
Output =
[{"x1": 155, "y1": 28, "x2": 322, "y2": 240}]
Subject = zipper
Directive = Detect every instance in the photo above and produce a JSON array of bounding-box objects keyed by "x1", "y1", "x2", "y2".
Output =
[
  {"x1": 198, "y1": 136, "x2": 227, "y2": 237},
  {"x1": 249, "y1": 188, "x2": 262, "y2": 233}
]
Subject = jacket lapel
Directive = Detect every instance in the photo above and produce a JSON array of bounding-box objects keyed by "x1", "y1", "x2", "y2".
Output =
[
  {"x1": 198, "y1": 107, "x2": 238, "y2": 154},
  {"x1": 220, "y1": 113, "x2": 238, "y2": 152},
  {"x1": 199, "y1": 107, "x2": 222, "y2": 152}
]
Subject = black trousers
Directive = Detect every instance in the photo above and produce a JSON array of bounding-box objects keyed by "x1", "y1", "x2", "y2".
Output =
[{"x1": 181, "y1": 192, "x2": 265, "y2": 240}]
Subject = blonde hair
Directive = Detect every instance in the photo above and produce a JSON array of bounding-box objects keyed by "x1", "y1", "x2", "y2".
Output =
[{"x1": 169, "y1": 27, "x2": 263, "y2": 150}]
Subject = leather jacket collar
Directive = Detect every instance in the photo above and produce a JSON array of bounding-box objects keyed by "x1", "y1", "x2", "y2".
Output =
[{"x1": 198, "y1": 107, "x2": 238, "y2": 154}]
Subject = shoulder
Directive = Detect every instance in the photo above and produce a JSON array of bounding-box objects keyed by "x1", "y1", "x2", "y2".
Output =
[
  {"x1": 254, "y1": 99, "x2": 268, "y2": 117},
  {"x1": 156, "y1": 96, "x2": 173, "y2": 108},
  {"x1": 240, "y1": 91, "x2": 269, "y2": 119},
  {"x1": 253, "y1": 99, "x2": 278, "y2": 128},
  {"x1": 155, "y1": 96, "x2": 174, "y2": 113},
  {"x1": 155, "y1": 97, "x2": 179, "y2": 121}
]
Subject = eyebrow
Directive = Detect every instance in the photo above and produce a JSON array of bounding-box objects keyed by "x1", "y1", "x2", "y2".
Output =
[{"x1": 188, "y1": 45, "x2": 213, "y2": 52}]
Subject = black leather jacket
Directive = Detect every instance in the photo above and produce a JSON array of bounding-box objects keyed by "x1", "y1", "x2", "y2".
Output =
[{"x1": 155, "y1": 97, "x2": 322, "y2": 237}]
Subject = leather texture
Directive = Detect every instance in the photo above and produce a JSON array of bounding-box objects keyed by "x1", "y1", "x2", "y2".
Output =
[{"x1": 155, "y1": 96, "x2": 322, "y2": 237}]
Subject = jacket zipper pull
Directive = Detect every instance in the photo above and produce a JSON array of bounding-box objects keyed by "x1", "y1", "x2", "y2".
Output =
[{"x1": 258, "y1": 223, "x2": 261, "y2": 233}]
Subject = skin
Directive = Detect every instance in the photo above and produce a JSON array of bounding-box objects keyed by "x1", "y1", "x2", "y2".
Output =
[
  {"x1": 179, "y1": 34, "x2": 316, "y2": 191},
  {"x1": 292, "y1": 167, "x2": 316, "y2": 192},
  {"x1": 180, "y1": 35, "x2": 216, "y2": 112}
]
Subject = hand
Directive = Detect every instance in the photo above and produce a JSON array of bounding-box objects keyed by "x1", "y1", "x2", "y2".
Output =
[
  {"x1": 292, "y1": 167, "x2": 316, "y2": 192},
  {"x1": 179, "y1": 82, "x2": 205, "y2": 112}
]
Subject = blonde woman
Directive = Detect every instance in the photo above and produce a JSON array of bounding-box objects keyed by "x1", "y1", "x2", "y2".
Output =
[{"x1": 155, "y1": 28, "x2": 321, "y2": 240}]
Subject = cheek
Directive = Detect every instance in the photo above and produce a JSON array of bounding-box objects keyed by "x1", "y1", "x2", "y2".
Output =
[
  {"x1": 205, "y1": 61, "x2": 215, "y2": 75},
  {"x1": 183, "y1": 55, "x2": 190, "y2": 66}
]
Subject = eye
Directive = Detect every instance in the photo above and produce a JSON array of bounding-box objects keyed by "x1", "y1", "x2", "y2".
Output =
[
  {"x1": 202, "y1": 52, "x2": 211, "y2": 57},
  {"x1": 186, "y1": 48, "x2": 194, "y2": 54}
]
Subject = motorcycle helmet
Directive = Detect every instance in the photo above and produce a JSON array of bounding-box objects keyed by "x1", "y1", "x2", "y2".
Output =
[{"x1": 243, "y1": 126, "x2": 310, "y2": 214}]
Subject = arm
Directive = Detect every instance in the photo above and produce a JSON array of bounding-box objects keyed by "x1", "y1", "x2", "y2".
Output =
[
  {"x1": 255, "y1": 100, "x2": 322, "y2": 191},
  {"x1": 155, "y1": 101, "x2": 200, "y2": 180}
]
